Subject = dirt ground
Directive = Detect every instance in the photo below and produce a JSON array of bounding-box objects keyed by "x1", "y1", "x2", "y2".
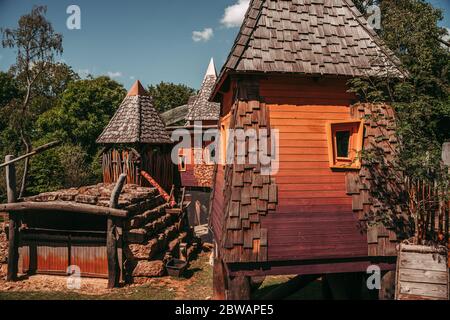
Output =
[{"x1": 0, "y1": 251, "x2": 214, "y2": 300}]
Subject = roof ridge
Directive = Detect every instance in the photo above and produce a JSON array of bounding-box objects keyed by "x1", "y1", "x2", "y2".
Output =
[
  {"x1": 341, "y1": 0, "x2": 408, "y2": 77},
  {"x1": 219, "y1": 0, "x2": 264, "y2": 75},
  {"x1": 213, "y1": 0, "x2": 407, "y2": 94}
]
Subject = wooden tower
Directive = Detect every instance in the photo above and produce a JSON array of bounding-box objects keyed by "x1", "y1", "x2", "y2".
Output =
[
  {"x1": 97, "y1": 80, "x2": 175, "y2": 191},
  {"x1": 209, "y1": 0, "x2": 408, "y2": 300}
]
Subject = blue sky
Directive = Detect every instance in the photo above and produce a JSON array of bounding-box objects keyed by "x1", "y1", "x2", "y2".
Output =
[{"x1": 0, "y1": 0, "x2": 448, "y2": 90}]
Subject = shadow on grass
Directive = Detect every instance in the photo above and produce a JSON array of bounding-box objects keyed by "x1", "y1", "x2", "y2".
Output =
[{"x1": 252, "y1": 279, "x2": 325, "y2": 300}]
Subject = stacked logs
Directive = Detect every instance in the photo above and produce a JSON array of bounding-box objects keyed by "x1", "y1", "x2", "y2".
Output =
[
  {"x1": 9, "y1": 183, "x2": 200, "y2": 280},
  {"x1": 125, "y1": 205, "x2": 200, "y2": 279}
]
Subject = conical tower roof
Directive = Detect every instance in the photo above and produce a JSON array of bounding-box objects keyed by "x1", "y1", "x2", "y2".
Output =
[
  {"x1": 215, "y1": 0, "x2": 407, "y2": 91},
  {"x1": 97, "y1": 80, "x2": 172, "y2": 144},
  {"x1": 186, "y1": 58, "x2": 220, "y2": 121}
]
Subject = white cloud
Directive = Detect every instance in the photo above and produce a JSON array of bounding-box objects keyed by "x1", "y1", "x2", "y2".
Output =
[
  {"x1": 107, "y1": 71, "x2": 122, "y2": 78},
  {"x1": 444, "y1": 27, "x2": 450, "y2": 41},
  {"x1": 130, "y1": 76, "x2": 135, "y2": 80},
  {"x1": 78, "y1": 68, "x2": 91, "y2": 78},
  {"x1": 441, "y1": 27, "x2": 450, "y2": 50},
  {"x1": 221, "y1": 0, "x2": 250, "y2": 28},
  {"x1": 192, "y1": 28, "x2": 214, "y2": 42}
]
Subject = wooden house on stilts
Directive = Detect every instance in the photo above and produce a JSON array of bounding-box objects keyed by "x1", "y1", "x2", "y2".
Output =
[
  {"x1": 97, "y1": 80, "x2": 175, "y2": 191},
  {"x1": 210, "y1": 0, "x2": 409, "y2": 300},
  {"x1": 166, "y1": 59, "x2": 221, "y2": 239}
]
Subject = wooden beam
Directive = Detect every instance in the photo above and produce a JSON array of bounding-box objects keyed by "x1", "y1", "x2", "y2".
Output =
[
  {"x1": 5, "y1": 155, "x2": 19, "y2": 282},
  {"x1": 107, "y1": 174, "x2": 126, "y2": 289},
  {"x1": 0, "y1": 141, "x2": 61, "y2": 169},
  {"x1": 0, "y1": 202, "x2": 128, "y2": 218}
]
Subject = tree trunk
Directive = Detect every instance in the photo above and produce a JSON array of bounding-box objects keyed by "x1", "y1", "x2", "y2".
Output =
[
  {"x1": 107, "y1": 174, "x2": 127, "y2": 289},
  {"x1": 5, "y1": 155, "x2": 19, "y2": 282},
  {"x1": 19, "y1": 141, "x2": 31, "y2": 199}
]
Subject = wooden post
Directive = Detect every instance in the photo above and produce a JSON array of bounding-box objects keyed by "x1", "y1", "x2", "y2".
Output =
[
  {"x1": 5, "y1": 155, "x2": 19, "y2": 282},
  {"x1": 107, "y1": 173, "x2": 127, "y2": 289},
  {"x1": 379, "y1": 270, "x2": 396, "y2": 300},
  {"x1": 226, "y1": 275, "x2": 251, "y2": 300},
  {"x1": 213, "y1": 257, "x2": 227, "y2": 300}
]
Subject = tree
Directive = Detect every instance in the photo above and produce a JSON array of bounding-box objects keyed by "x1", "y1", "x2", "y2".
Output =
[
  {"x1": 349, "y1": 0, "x2": 449, "y2": 179},
  {"x1": 348, "y1": 0, "x2": 450, "y2": 242},
  {"x1": 36, "y1": 77, "x2": 126, "y2": 186},
  {"x1": 1, "y1": 5, "x2": 63, "y2": 197},
  {"x1": 147, "y1": 82, "x2": 196, "y2": 113}
]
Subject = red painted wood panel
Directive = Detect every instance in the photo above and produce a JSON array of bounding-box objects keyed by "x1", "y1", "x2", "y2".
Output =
[{"x1": 260, "y1": 77, "x2": 367, "y2": 262}]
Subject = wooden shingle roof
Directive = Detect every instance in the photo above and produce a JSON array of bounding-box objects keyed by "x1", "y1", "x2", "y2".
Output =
[
  {"x1": 97, "y1": 80, "x2": 172, "y2": 144},
  {"x1": 216, "y1": 0, "x2": 406, "y2": 86},
  {"x1": 186, "y1": 58, "x2": 220, "y2": 121}
]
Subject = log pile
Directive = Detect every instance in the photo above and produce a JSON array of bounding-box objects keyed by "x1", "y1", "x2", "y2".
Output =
[
  {"x1": 23, "y1": 183, "x2": 161, "y2": 212},
  {"x1": 193, "y1": 164, "x2": 215, "y2": 188},
  {"x1": 124, "y1": 205, "x2": 200, "y2": 279},
  {"x1": 2, "y1": 183, "x2": 201, "y2": 281}
]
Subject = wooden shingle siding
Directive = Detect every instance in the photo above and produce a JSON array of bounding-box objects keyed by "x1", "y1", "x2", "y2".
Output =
[
  {"x1": 216, "y1": 80, "x2": 277, "y2": 263},
  {"x1": 348, "y1": 103, "x2": 403, "y2": 257}
]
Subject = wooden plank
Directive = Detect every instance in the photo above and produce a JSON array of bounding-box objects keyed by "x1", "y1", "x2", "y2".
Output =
[
  {"x1": 268, "y1": 105, "x2": 350, "y2": 113},
  {"x1": 270, "y1": 111, "x2": 349, "y2": 120},
  {"x1": 399, "y1": 281, "x2": 448, "y2": 299},
  {"x1": 277, "y1": 183, "x2": 345, "y2": 191},
  {"x1": 399, "y1": 252, "x2": 448, "y2": 272},
  {"x1": 278, "y1": 190, "x2": 348, "y2": 199},
  {"x1": 399, "y1": 269, "x2": 448, "y2": 285},
  {"x1": 275, "y1": 169, "x2": 345, "y2": 177},
  {"x1": 0, "y1": 201, "x2": 128, "y2": 218}
]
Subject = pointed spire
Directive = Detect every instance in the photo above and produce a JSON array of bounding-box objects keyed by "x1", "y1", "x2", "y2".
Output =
[
  {"x1": 186, "y1": 58, "x2": 220, "y2": 122},
  {"x1": 204, "y1": 57, "x2": 216, "y2": 80},
  {"x1": 127, "y1": 80, "x2": 147, "y2": 96}
]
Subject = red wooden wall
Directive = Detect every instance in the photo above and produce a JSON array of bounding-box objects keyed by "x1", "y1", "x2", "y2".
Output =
[{"x1": 260, "y1": 76, "x2": 368, "y2": 261}]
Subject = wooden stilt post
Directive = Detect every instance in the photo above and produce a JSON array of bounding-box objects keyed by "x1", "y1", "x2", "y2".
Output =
[
  {"x1": 5, "y1": 155, "x2": 19, "y2": 282},
  {"x1": 213, "y1": 257, "x2": 227, "y2": 300},
  {"x1": 379, "y1": 270, "x2": 396, "y2": 300},
  {"x1": 227, "y1": 275, "x2": 252, "y2": 300},
  {"x1": 107, "y1": 174, "x2": 127, "y2": 289}
]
